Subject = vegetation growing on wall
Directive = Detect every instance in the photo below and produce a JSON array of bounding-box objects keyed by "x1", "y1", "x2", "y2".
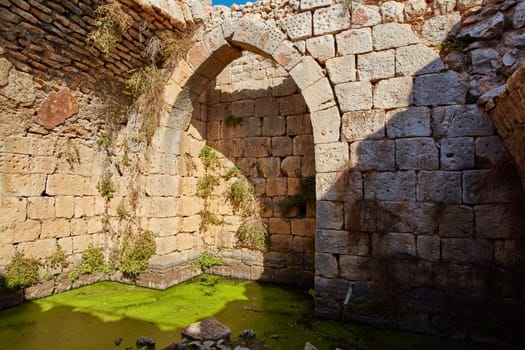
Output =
[
  {"x1": 237, "y1": 218, "x2": 270, "y2": 252},
  {"x1": 88, "y1": 1, "x2": 132, "y2": 54},
  {"x1": 97, "y1": 172, "x2": 115, "y2": 200},
  {"x1": 227, "y1": 177, "x2": 257, "y2": 217},
  {"x1": 194, "y1": 252, "x2": 222, "y2": 273},
  {"x1": 197, "y1": 145, "x2": 223, "y2": 233},
  {"x1": 5, "y1": 252, "x2": 40, "y2": 290},
  {"x1": 117, "y1": 229, "x2": 156, "y2": 278},
  {"x1": 278, "y1": 176, "x2": 315, "y2": 216}
]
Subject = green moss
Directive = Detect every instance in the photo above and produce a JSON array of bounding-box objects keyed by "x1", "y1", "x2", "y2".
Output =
[
  {"x1": 5, "y1": 252, "x2": 40, "y2": 289},
  {"x1": 224, "y1": 115, "x2": 243, "y2": 126}
]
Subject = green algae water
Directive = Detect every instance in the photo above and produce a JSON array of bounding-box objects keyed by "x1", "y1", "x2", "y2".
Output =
[{"x1": 0, "y1": 276, "x2": 496, "y2": 350}]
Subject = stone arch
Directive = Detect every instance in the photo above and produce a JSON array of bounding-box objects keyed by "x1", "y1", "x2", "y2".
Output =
[{"x1": 161, "y1": 18, "x2": 342, "y2": 151}]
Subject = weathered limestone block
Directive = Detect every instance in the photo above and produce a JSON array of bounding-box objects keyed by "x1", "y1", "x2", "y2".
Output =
[
  {"x1": 280, "y1": 94, "x2": 307, "y2": 115},
  {"x1": 2, "y1": 220, "x2": 40, "y2": 244},
  {"x1": 279, "y1": 12, "x2": 312, "y2": 41},
  {"x1": 144, "y1": 175, "x2": 180, "y2": 196},
  {"x1": 273, "y1": 41, "x2": 303, "y2": 71},
  {"x1": 305, "y1": 35, "x2": 335, "y2": 63},
  {"x1": 271, "y1": 136, "x2": 292, "y2": 157},
  {"x1": 1, "y1": 173, "x2": 47, "y2": 196},
  {"x1": 350, "y1": 140, "x2": 395, "y2": 171},
  {"x1": 351, "y1": 4, "x2": 381, "y2": 28},
  {"x1": 326, "y1": 56, "x2": 356, "y2": 85},
  {"x1": 417, "y1": 171, "x2": 461, "y2": 203},
  {"x1": 266, "y1": 177, "x2": 287, "y2": 196},
  {"x1": 317, "y1": 200, "x2": 344, "y2": 229},
  {"x1": 404, "y1": 0, "x2": 426, "y2": 20},
  {"x1": 180, "y1": 216, "x2": 199, "y2": 233},
  {"x1": 475, "y1": 136, "x2": 506, "y2": 168},
  {"x1": 471, "y1": 48, "x2": 501, "y2": 75},
  {"x1": 441, "y1": 238, "x2": 492, "y2": 264},
  {"x1": 364, "y1": 171, "x2": 416, "y2": 201},
  {"x1": 300, "y1": 0, "x2": 331, "y2": 10},
  {"x1": 243, "y1": 137, "x2": 271, "y2": 157},
  {"x1": 270, "y1": 234, "x2": 292, "y2": 252},
  {"x1": 41, "y1": 218, "x2": 71, "y2": 238},
  {"x1": 372, "y1": 23, "x2": 418, "y2": 50},
  {"x1": 231, "y1": 99, "x2": 254, "y2": 117},
  {"x1": 336, "y1": 28, "x2": 372, "y2": 55},
  {"x1": 71, "y1": 218, "x2": 87, "y2": 236},
  {"x1": 494, "y1": 240, "x2": 518, "y2": 268},
  {"x1": 155, "y1": 236, "x2": 179, "y2": 255},
  {"x1": 315, "y1": 142, "x2": 349, "y2": 172},
  {"x1": 315, "y1": 253, "x2": 339, "y2": 278},
  {"x1": 257, "y1": 157, "x2": 281, "y2": 177},
  {"x1": 287, "y1": 114, "x2": 313, "y2": 136},
  {"x1": 313, "y1": 4, "x2": 351, "y2": 36},
  {"x1": 0, "y1": 245, "x2": 15, "y2": 265},
  {"x1": 372, "y1": 232, "x2": 416, "y2": 257},
  {"x1": 422, "y1": 13, "x2": 461, "y2": 45},
  {"x1": 440, "y1": 137, "x2": 474, "y2": 170},
  {"x1": 342, "y1": 110, "x2": 385, "y2": 141},
  {"x1": 381, "y1": 1, "x2": 404, "y2": 23},
  {"x1": 438, "y1": 205, "x2": 473, "y2": 237},
  {"x1": 291, "y1": 218, "x2": 316, "y2": 236},
  {"x1": 373, "y1": 77, "x2": 413, "y2": 109},
  {"x1": 27, "y1": 197, "x2": 55, "y2": 220},
  {"x1": 316, "y1": 230, "x2": 369, "y2": 255},
  {"x1": 512, "y1": 1, "x2": 525, "y2": 28},
  {"x1": 463, "y1": 170, "x2": 516, "y2": 204},
  {"x1": 475, "y1": 204, "x2": 514, "y2": 239},
  {"x1": 396, "y1": 45, "x2": 444, "y2": 76},
  {"x1": 35, "y1": 88, "x2": 79, "y2": 129},
  {"x1": 0, "y1": 69, "x2": 35, "y2": 106},
  {"x1": 228, "y1": 19, "x2": 285, "y2": 56},
  {"x1": 416, "y1": 235, "x2": 440, "y2": 261},
  {"x1": 357, "y1": 50, "x2": 395, "y2": 81},
  {"x1": 24, "y1": 280, "x2": 55, "y2": 300},
  {"x1": 74, "y1": 197, "x2": 95, "y2": 218},
  {"x1": 386, "y1": 107, "x2": 431, "y2": 138},
  {"x1": 396, "y1": 137, "x2": 439, "y2": 170},
  {"x1": 289, "y1": 56, "x2": 324, "y2": 90},
  {"x1": 87, "y1": 217, "x2": 103, "y2": 234},
  {"x1": 376, "y1": 202, "x2": 436, "y2": 234},
  {"x1": 339, "y1": 255, "x2": 371, "y2": 280},
  {"x1": 138, "y1": 197, "x2": 179, "y2": 217},
  {"x1": 17, "y1": 238, "x2": 56, "y2": 259},
  {"x1": 432, "y1": 105, "x2": 493, "y2": 137},
  {"x1": 256, "y1": 97, "x2": 280, "y2": 119},
  {"x1": 281, "y1": 156, "x2": 301, "y2": 177},
  {"x1": 414, "y1": 72, "x2": 467, "y2": 106},
  {"x1": 455, "y1": 0, "x2": 482, "y2": 11},
  {"x1": 0, "y1": 58, "x2": 12, "y2": 86},
  {"x1": 310, "y1": 107, "x2": 340, "y2": 144},
  {"x1": 335, "y1": 81, "x2": 373, "y2": 112},
  {"x1": 302, "y1": 77, "x2": 336, "y2": 112},
  {"x1": 268, "y1": 218, "x2": 290, "y2": 235}
]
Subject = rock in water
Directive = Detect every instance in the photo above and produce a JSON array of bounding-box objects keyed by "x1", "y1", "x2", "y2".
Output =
[
  {"x1": 181, "y1": 317, "x2": 231, "y2": 341},
  {"x1": 305, "y1": 342, "x2": 318, "y2": 350},
  {"x1": 136, "y1": 336, "x2": 156, "y2": 347},
  {"x1": 239, "y1": 329, "x2": 256, "y2": 338}
]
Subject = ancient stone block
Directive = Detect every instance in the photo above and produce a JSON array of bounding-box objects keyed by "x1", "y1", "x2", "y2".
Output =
[
  {"x1": 310, "y1": 107, "x2": 340, "y2": 144},
  {"x1": 257, "y1": 157, "x2": 281, "y2": 178},
  {"x1": 357, "y1": 50, "x2": 395, "y2": 82},
  {"x1": 243, "y1": 137, "x2": 271, "y2": 157},
  {"x1": 293, "y1": 134, "x2": 314, "y2": 156},
  {"x1": 313, "y1": 4, "x2": 351, "y2": 35},
  {"x1": 364, "y1": 171, "x2": 416, "y2": 201},
  {"x1": 315, "y1": 142, "x2": 349, "y2": 172},
  {"x1": 138, "y1": 197, "x2": 179, "y2": 217},
  {"x1": 350, "y1": 140, "x2": 395, "y2": 171},
  {"x1": 457, "y1": 12, "x2": 504, "y2": 41},
  {"x1": 475, "y1": 136, "x2": 506, "y2": 168},
  {"x1": 440, "y1": 137, "x2": 474, "y2": 170},
  {"x1": 317, "y1": 171, "x2": 346, "y2": 201},
  {"x1": 342, "y1": 110, "x2": 385, "y2": 141},
  {"x1": 422, "y1": 13, "x2": 462, "y2": 45},
  {"x1": 291, "y1": 218, "x2": 316, "y2": 236},
  {"x1": 335, "y1": 81, "x2": 373, "y2": 112},
  {"x1": 302, "y1": 77, "x2": 336, "y2": 112},
  {"x1": 351, "y1": 4, "x2": 381, "y2": 28},
  {"x1": 281, "y1": 156, "x2": 301, "y2": 177},
  {"x1": 316, "y1": 253, "x2": 339, "y2": 278},
  {"x1": 471, "y1": 48, "x2": 500, "y2": 75},
  {"x1": 3, "y1": 220, "x2": 40, "y2": 244},
  {"x1": 396, "y1": 45, "x2": 444, "y2": 76},
  {"x1": 372, "y1": 23, "x2": 419, "y2": 50},
  {"x1": 35, "y1": 88, "x2": 79, "y2": 129},
  {"x1": 0, "y1": 69, "x2": 35, "y2": 106},
  {"x1": 0, "y1": 57, "x2": 12, "y2": 86},
  {"x1": 475, "y1": 204, "x2": 514, "y2": 239},
  {"x1": 300, "y1": 0, "x2": 331, "y2": 10},
  {"x1": 438, "y1": 205, "x2": 473, "y2": 237},
  {"x1": 416, "y1": 235, "x2": 440, "y2": 261},
  {"x1": 373, "y1": 77, "x2": 413, "y2": 109},
  {"x1": 414, "y1": 72, "x2": 467, "y2": 106},
  {"x1": 279, "y1": 12, "x2": 312, "y2": 41},
  {"x1": 266, "y1": 177, "x2": 287, "y2": 196},
  {"x1": 372, "y1": 232, "x2": 416, "y2": 257},
  {"x1": 287, "y1": 114, "x2": 312, "y2": 136},
  {"x1": 326, "y1": 55, "x2": 356, "y2": 85},
  {"x1": 316, "y1": 229, "x2": 369, "y2": 255},
  {"x1": 0, "y1": 245, "x2": 14, "y2": 265},
  {"x1": 41, "y1": 218, "x2": 71, "y2": 238},
  {"x1": 18, "y1": 238, "x2": 56, "y2": 259},
  {"x1": 317, "y1": 200, "x2": 344, "y2": 229},
  {"x1": 386, "y1": 107, "x2": 431, "y2": 138},
  {"x1": 441, "y1": 238, "x2": 492, "y2": 264},
  {"x1": 396, "y1": 137, "x2": 439, "y2": 170},
  {"x1": 289, "y1": 56, "x2": 324, "y2": 90},
  {"x1": 229, "y1": 19, "x2": 286, "y2": 56},
  {"x1": 417, "y1": 171, "x2": 461, "y2": 203},
  {"x1": 27, "y1": 197, "x2": 55, "y2": 220},
  {"x1": 432, "y1": 105, "x2": 494, "y2": 137},
  {"x1": 268, "y1": 218, "x2": 290, "y2": 234},
  {"x1": 339, "y1": 255, "x2": 371, "y2": 280},
  {"x1": 273, "y1": 40, "x2": 303, "y2": 71},
  {"x1": 231, "y1": 99, "x2": 254, "y2": 117},
  {"x1": 336, "y1": 28, "x2": 372, "y2": 55},
  {"x1": 270, "y1": 234, "x2": 292, "y2": 252},
  {"x1": 305, "y1": 34, "x2": 335, "y2": 63},
  {"x1": 381, "y1": 1, "x2": 404, "y2": 23},
  {"x1": 271, "y1": 136, "x2": 293, "y2": 157},
  {"x1": 280, "y1": 94, "x2": 307, "y2": 115},
  {"x1": 1, "y1": 173, "x2": 47, "y2": 196},
  {"x1": 494, "y1": 240, "x2": 518, "y2": 268},
  {"x1": 257, "y1": 96, "x2": 280, "y2": 118}
]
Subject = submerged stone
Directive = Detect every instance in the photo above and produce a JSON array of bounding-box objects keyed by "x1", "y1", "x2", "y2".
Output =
[
  {"x1": 137, "y1": 336, "x2": 156, "y2": 347},
  {"x1": 181, "y1": 317, "x2": 231, "y2": 341}
]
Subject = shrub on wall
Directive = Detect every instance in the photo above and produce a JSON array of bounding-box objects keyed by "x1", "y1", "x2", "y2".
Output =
[
  {"x1": 88, "y1": 1, "x2": 132, "y2": 54},
  {"x1": 237, "y1": 218, "x2": 270, "y2": 252},
  {"x1": 117, "y1": 229, "x2": 156, "y2": 278},
  {"x1": 5, "y1": 252, "x2": 41, "y2": 290}
]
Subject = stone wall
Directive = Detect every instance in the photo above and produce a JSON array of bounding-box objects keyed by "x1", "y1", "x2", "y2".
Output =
[{"x1": 1, "y1": 0, "x2": 525, "y2": 345}]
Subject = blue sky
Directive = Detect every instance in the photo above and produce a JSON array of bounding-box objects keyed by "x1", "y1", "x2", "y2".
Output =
[{"x1": 212, "y1": 0, "x2": 247, "y2": 7}]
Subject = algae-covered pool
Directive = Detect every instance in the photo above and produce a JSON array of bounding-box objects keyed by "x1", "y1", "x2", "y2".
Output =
[{"x1": 0, "y1": 276, "x2": 494, "y2": 350}]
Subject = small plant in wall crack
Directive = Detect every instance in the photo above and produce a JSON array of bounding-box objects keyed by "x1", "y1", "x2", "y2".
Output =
[
  {"x1": 117, "y1": 229, "x2": 156, "y2": 278},
  {"x1": 5, "y1": 252, "x2": 41, "y2": 290},
  {"x1": 224, "y1": 115, "x2": 243, "y2": 126},
  {"x1": 197, "y1": 174, "x2": 220, "y2": 199},
  {"x1": 88, "y1": 1, "x2": 132, "y2": 54},
  {"x1": 237, "y1": 218, "x2": 271, "y2": 252},
  {"x1": 199, "y1": 209, "x2": 222, "y2": 233},
  {"x1": 227, "y1": 177, "x2": 257, "y2": 217},
  {"x1": 194, "y1": 252, "x2": 222, "y2": 273},
  {"x1": 199, "y1": 144, "x2": 221, "y2": 169},
  {"x1": 97, "y1": 172, "x2": 115, "y2": 200}
]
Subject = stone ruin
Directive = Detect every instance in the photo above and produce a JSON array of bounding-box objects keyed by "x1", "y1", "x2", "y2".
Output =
[{"x1": 1, "y1": 0, "x2": 525, "y2": 345}]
